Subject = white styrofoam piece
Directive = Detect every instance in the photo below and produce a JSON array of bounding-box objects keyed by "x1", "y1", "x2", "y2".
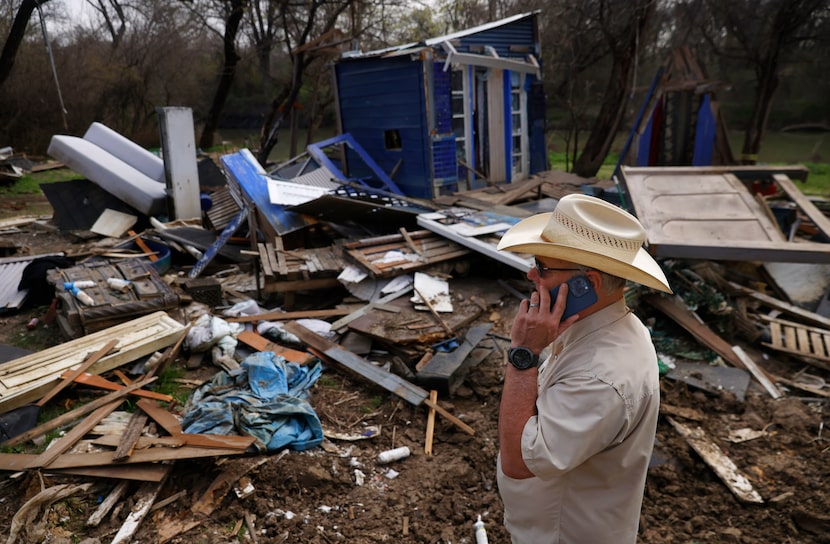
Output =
[
  {"x1": 83, "y1": 122, "x2": 166, "y2": 182},
  {"x1": 48, "y1": 135, "x2": 168, "y2": 216}
]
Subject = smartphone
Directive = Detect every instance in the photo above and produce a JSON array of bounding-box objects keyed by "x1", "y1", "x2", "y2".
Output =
[{"x1": 549, "y1": 275, "x2": 598, "y2": 320}]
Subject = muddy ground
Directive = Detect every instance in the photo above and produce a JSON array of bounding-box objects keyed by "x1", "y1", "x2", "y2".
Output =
[{"x1": 0, "y1": 194, "x2": 828, "y2": 544}]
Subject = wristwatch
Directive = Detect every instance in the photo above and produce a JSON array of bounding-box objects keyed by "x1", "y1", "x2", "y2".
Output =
[{"x1": 507, "y1": 346, "x2": 539, "y2": 370}]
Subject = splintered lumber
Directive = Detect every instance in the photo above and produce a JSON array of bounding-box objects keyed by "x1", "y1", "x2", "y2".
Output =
[
  {"x1": 730, "y1": 345, "x2": 783, "y2": 399},
  {"x1": 113, "y1": 410, "x2": 150, "y2": 462},
  {"x1": 0, "y1": 311, "x2": 185, "y2": 414},
  {"x1": 51, "y1": 463, "x2": 169, "y2": 482},
  {"x1": 284, "y1": 321, "x2": 474, "y2": 435},
  {"x1": 727, "y1": 281, "x2": 830, "y2": 330},
  {"x1": 26, "y1": 401, "x2": 122, "y2": 469},
  {"x1": 0, "y1": 444, "x2": 249, "y2": 473},
  {"x1": 87, "y1": 481, "x2": 130, "y2": 526},
  {"x1": 343, "y1": 229, "x2": 470, "y2": 278},
  {"x1": 236, "y1": 330, "x2": 316, "y2": 365},
  {"x1": 643, "y1": 294, "x2": 747, "y2": 370},
  {"x1": 284, "y1": 321, "x2": 428, "y2": 406},
  {"x1": 1, "y1": 376, "x2": 158, "y2": 448},
  {"x1": 111, "y1": 471, "x2": 171, "y2": 544},
  {"x1": 8, "y1": 483, "x2": 93, "y2": 544},
  {"x1": 668, "y1": 417, "x2": 764, "y2": 504},
  {"x1": 156, "y1": 455, "x2": 274, "y2": 543}
]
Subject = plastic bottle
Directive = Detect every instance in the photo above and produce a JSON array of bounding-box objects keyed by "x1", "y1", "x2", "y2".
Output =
[
  {"x1": 107, "y1": 278, "x2": 132, "y2": 291},
  {"x1": 377, "y1": 446, "x2": 411, "y2": 464},
  {"x1": 64, "y1": 280, "x2": 95, "y2": 290},
  {"x1": 474, "y1": 515, "x2": 488, "y2": 544},
  {"x1": 69, "y1": 286, "x2": 95, "y2": 306}
]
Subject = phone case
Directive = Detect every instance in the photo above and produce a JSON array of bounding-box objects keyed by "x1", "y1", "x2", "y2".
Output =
[{"x1": 549, "y1": 275, "x2": 598, "y2": 320}]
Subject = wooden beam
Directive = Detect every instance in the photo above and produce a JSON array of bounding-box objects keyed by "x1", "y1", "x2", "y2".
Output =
[
  {"x1": 1, "y1": 377, "x2": 158, "y2": 448},
  {"x1": 668, "y1": 417, "x2": 764, "y2": 504}
]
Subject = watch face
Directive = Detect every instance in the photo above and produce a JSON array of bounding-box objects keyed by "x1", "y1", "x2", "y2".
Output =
[{"x1": 509, "y1": 347, "x2": 537, "y2": 370}]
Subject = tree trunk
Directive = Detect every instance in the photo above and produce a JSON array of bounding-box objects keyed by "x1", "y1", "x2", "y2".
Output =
[
  {"x1": 257, "y1": 55, "x2": 305, "y2": 164},
  {"x1": 572, "y1": 52, "x2": 635, "y2": 178},
  {"x1": 0, "y1": 0, "x2": 50, "y2": 89},
  {"x1": 741, "y1": 56, "x2": 779, "y2": 165},
  {"x1": 198, "y1": 0, "x2": 247, "y2": 151},
  {"x1": 572, "y1": 2, "x2": 654, "y2": 178}
]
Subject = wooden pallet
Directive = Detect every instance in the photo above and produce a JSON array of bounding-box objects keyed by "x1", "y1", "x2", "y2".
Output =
[
  {"x1": 344, "y1": 229, "x2": 470, "y2": 278},
  {"x1": 760, "y1": 314, "x2": 830, "y2": 369}
]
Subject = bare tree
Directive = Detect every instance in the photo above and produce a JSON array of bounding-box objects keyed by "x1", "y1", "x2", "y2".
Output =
[
  {"x1": 256, "y1": 0, "x2": 352, "y2": 164},
  {"x1": 698, "y1": 0, "x2": 830, "y2": 164},
  {"x1": 0, "y1": 0, "x2": 52, "y2": 88},
  {"x1": 568, "y1": 0, "x2": 657, "y2": 178},
  {"x1": 199, "y1": 0, "x2": 248, "y2": 150}
]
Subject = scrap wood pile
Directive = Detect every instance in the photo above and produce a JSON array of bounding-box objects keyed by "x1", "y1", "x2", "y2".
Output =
[{"x1": 0, "y1": 163, "x2": 829, "y2": 540}]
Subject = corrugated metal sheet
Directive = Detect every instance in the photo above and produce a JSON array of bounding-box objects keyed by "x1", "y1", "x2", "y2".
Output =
[{"x1": 0, "y1": 253, "x2": 63, "y2": 312}]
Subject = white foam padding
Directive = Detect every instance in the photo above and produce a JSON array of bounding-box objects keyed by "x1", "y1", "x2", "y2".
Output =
[
  {"x1": 83, "y1": 122, "x2": 166, "y2": 183},
  {"x1": 48, "y1": 135, "x2": 168, "y2": 216}
]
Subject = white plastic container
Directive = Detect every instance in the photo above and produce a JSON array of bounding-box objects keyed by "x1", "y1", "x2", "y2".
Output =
[
  {"x1": 107, "y1": 277, "x2": 132, "y2": 291},
  {"x1": 377, "y1": 446, "x2": 411, "y2": 464}
]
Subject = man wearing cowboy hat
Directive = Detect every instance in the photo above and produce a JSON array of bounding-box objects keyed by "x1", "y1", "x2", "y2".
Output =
[{"x1": 496, "y1": 193, "x2": 672, "y2": 543}]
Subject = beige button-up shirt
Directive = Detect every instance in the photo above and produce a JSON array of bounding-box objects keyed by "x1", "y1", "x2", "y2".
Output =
[{"x1": 498, "y1": 299, "x2": 660, "y2": 543}]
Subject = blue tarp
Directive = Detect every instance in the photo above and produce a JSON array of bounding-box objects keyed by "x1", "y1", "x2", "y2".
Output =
[{"x1": 181, "y1": 351, "x2": 324, "y2": 452}]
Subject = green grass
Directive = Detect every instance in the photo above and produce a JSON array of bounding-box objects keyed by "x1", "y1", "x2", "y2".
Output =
[{"x1": 0, "y1": 167, "x2": 82, "y2": 196}]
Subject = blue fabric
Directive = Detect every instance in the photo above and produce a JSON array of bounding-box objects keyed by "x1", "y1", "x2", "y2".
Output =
[{"x1": 181, "y1": 351, "x2": 324, "y2": 451}]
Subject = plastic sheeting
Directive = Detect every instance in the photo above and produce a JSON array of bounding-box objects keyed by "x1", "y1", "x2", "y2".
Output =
[{"x1": 181, "y1": 351, "x2": 324, "y2": 451}]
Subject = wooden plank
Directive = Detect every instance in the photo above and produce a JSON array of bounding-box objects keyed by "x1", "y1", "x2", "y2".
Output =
[
  {"x1": 0, "y1": 312, "x2": 185, "y2": 413},
  {"x1": 773, "y1": 174, "x2": 830, "y2": 240},
  {"x1": 136, "y1": 398, "x2": 181, "y2": 435},
  {"x1": 66, "y1": 371, "x2": 173, "y2": 402},
  {"x1": 274, "y1": 236, "x2": 288, "y2": 275},
  {"x1": 727, "y1": 281, "x2": 830, "y2": 330},
  {"x1": 642, "y1": 294, "x2": 748, "y2": 370},
  {"x1": 668, "y1": 417, "x2": 764, "y2": 504},
  {"x1": 416, "y1": 323, "x2": 492, "y2": 395},
  {"x1": 225, "y1": 308, "x2": 352, "y2": 323},
  {"x1": 424, "y1": 390, "x2": 437, "y2": 456},
  {"x1": 262, "y1": 277, "x2": 340, "y2": 294},
  {"x1": 257, "y1": 243, "x2": 273, "y2": 276},
  {"x1": 1, "y1": 377, "x2": 158, "y2": 448},
  {"x1": 236, "y1": 330, "x2": 316, "y2": 365},
  {"x1": 111, "y1": 472, "x2": 172, "y2": 544},
  {"x1": 28, "y1": 401, "x2": 122, "y2": 469},
  {"x1": 769, "y1": 321, "x2": 783, "y2": 348},
  {"x1": 88, "y1": 481, "x2": 130, "y2": 526},
  {"x1": 284, "y1": 321, "x2": 428, "y2": 406},
  {"x1": 796, "y1": 327, "x2": 810, "y2": 354},
  {"x1": 113, "y1": 409, "x2": 149, "y2": 462},
  {"x1": 730, "y1": 345, "x2": 782, "y2": 399}
]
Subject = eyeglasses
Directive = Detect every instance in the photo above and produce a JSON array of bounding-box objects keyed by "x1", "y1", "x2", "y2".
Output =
[{"x1": 534, "y1": 260, "x2": 581, "y2": 276}]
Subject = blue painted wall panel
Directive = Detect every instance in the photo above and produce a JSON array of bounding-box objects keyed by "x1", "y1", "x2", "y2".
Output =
[{"x1": 336, "y1": 56, "x2": 433, "y2": 198}]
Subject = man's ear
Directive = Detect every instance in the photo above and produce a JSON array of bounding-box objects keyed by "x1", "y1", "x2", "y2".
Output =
[{"x1": 585, "y1": 269, "x2": 603, "y2": 293}]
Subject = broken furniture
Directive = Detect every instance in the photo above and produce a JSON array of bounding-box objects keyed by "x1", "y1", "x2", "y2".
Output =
[
  {"x1": 47, "y1": 122, "x2": 168, "y2": 216},
  {"x1": 47, "y1": 260, "x2": 180, "y2": 339}
]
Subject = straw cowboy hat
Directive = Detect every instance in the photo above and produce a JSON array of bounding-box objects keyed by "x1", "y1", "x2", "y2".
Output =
[{"x1": 497, "y1": 193, "x2": 672, "y2": 293}]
